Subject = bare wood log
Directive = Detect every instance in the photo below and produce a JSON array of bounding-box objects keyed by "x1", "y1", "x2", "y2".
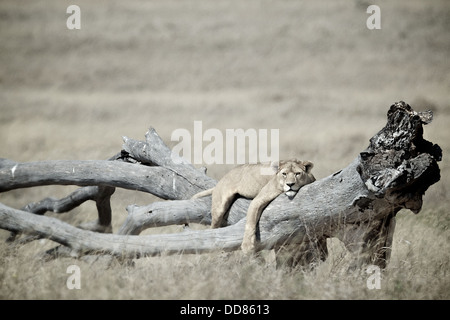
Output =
[
  {"x1": 0, "y1": 159, "x2": 188, "y2": 241},
  {"x1": 0, "y1": 159, "x2": 431, "y2": 262},
  {"x1": 0, "y1": 159, "x2": 204, "y2": 200},
  {"x1": 0, "y1": 202, "x2": 244, "y2": 257},
  {"x1": 0, "y1": 128, "x2": 214, "y2": 216},
  {"x1": 1, "y1": 127, "x2": 215, "y2": 242},
  {"x1": 0, "y1": 102, "x2": 442, "y2": 268},
  {"x1": 118, "y1": 197, "x2": 250, "y2": 235},
  {"x1": 7, "y1": 152, "x2": 124, "y2": 238},
  {"x1": 120, "y1": 127, "x2": 216, "y2": 195},
  {"x1": 6, "y1": 185, "x2": 115, "y2": 243}
]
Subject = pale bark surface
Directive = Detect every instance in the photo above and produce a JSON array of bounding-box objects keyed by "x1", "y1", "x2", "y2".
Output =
[{"x1": 0, "y1": 102, "x2": 442, "y2": 268}]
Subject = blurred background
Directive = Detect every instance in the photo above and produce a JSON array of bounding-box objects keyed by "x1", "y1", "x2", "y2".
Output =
[{"x1": 0, "y1": 0, "x2": 449, "y2": 299}]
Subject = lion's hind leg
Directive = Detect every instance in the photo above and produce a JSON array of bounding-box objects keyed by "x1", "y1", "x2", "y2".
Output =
[{"x1": 210, "y1": 188, "x2": 237, "y2": 228}]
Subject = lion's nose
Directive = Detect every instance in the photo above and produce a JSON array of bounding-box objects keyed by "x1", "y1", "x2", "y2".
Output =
[{"x1": 286, "y1": 182, "x2": 295, "y2": 188}]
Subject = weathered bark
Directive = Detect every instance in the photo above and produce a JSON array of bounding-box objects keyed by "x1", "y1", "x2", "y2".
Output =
[
  {"x1": 6, "y1": 185, "x2": 115, "y2": 244},
  {"x1": 0, "y1": 102, "x2": 441, "y2": 268},
  {"x1": 0, "y1": 159, "x2": 201, "y2": 199},
  {"x1": 0, "y1": 128, "x2": 215, "y2": 233},
  {"x1": 0, "y1": 202, "x2": 245, "y2": 256}
]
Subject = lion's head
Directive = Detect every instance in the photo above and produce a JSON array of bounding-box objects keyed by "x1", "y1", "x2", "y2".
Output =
[{"x1": 275, "y1": 159, "x2": 315, "y2": 198}]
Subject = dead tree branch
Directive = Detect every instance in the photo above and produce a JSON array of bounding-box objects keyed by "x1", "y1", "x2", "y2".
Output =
[{"x1": 0, "y1": 102, "x2": 441, "y2": 268}]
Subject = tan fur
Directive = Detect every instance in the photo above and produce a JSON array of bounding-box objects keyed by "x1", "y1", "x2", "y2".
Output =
[{"x1": 192, "y1": 159, "x2": 315, "y2": 253}]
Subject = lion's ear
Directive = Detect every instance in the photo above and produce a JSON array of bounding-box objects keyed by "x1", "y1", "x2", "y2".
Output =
[
  {"x1": 303, "y1": 161, "x2": 314, "y2": 173},
  {"x1": 270, "y1": 160, "x2": 280, "y2": 172}
]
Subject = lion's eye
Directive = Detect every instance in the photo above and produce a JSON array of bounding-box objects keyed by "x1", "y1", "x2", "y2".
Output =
[
  {"x1": 282, "y1": 172, "x2": 287, "y2": 177},
  {"x1": 295, "y1": 172, "x2": 301, "y2": 177}
]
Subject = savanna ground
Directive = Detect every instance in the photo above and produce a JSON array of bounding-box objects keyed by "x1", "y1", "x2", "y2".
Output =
[{"x1": 0, "y1": 0, "x2": 449, "y2": 300}]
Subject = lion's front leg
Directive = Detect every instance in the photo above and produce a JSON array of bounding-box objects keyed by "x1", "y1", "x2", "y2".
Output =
[
  {"x1": 241, "y1": 189, "x2": 281, "y2": 254},
  {"x1": 241, "y1": 201, "x2": 262, "y2": 254}
]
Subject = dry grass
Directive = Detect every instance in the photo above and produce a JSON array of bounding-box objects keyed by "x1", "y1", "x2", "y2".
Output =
[{"x1": 0, "y1": 0, "x2": 449, "y2": 299}]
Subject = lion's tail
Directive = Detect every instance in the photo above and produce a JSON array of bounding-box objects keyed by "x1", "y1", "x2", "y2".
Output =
[{"x1": 191, "y1": 188, "x2": 214, "y2": 199}]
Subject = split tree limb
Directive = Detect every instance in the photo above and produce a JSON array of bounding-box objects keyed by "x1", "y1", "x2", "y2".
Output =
[{"x1": 0, "y1": 102, "x2": 442, "y2": 268}]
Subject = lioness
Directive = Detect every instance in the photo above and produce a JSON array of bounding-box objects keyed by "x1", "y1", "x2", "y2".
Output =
[{"x1": 192, "y1": 159, "x2": 315, "y2": 253}]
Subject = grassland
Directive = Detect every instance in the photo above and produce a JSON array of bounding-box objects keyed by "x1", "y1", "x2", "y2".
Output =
[{"x1": 0, "y1": 0, "x2": 449, "y2": 299}]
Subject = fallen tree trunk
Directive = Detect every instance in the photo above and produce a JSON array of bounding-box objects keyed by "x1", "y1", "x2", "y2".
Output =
[
  {"x1": 0, "y1": 129, "x2": 216, "y2": 233},
  {"x1": 0, "y1": 159, "x2": 206, "y2": 200},
  {"x1": 0, "y1": 102, "x2": 442, "y2": 268}
]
